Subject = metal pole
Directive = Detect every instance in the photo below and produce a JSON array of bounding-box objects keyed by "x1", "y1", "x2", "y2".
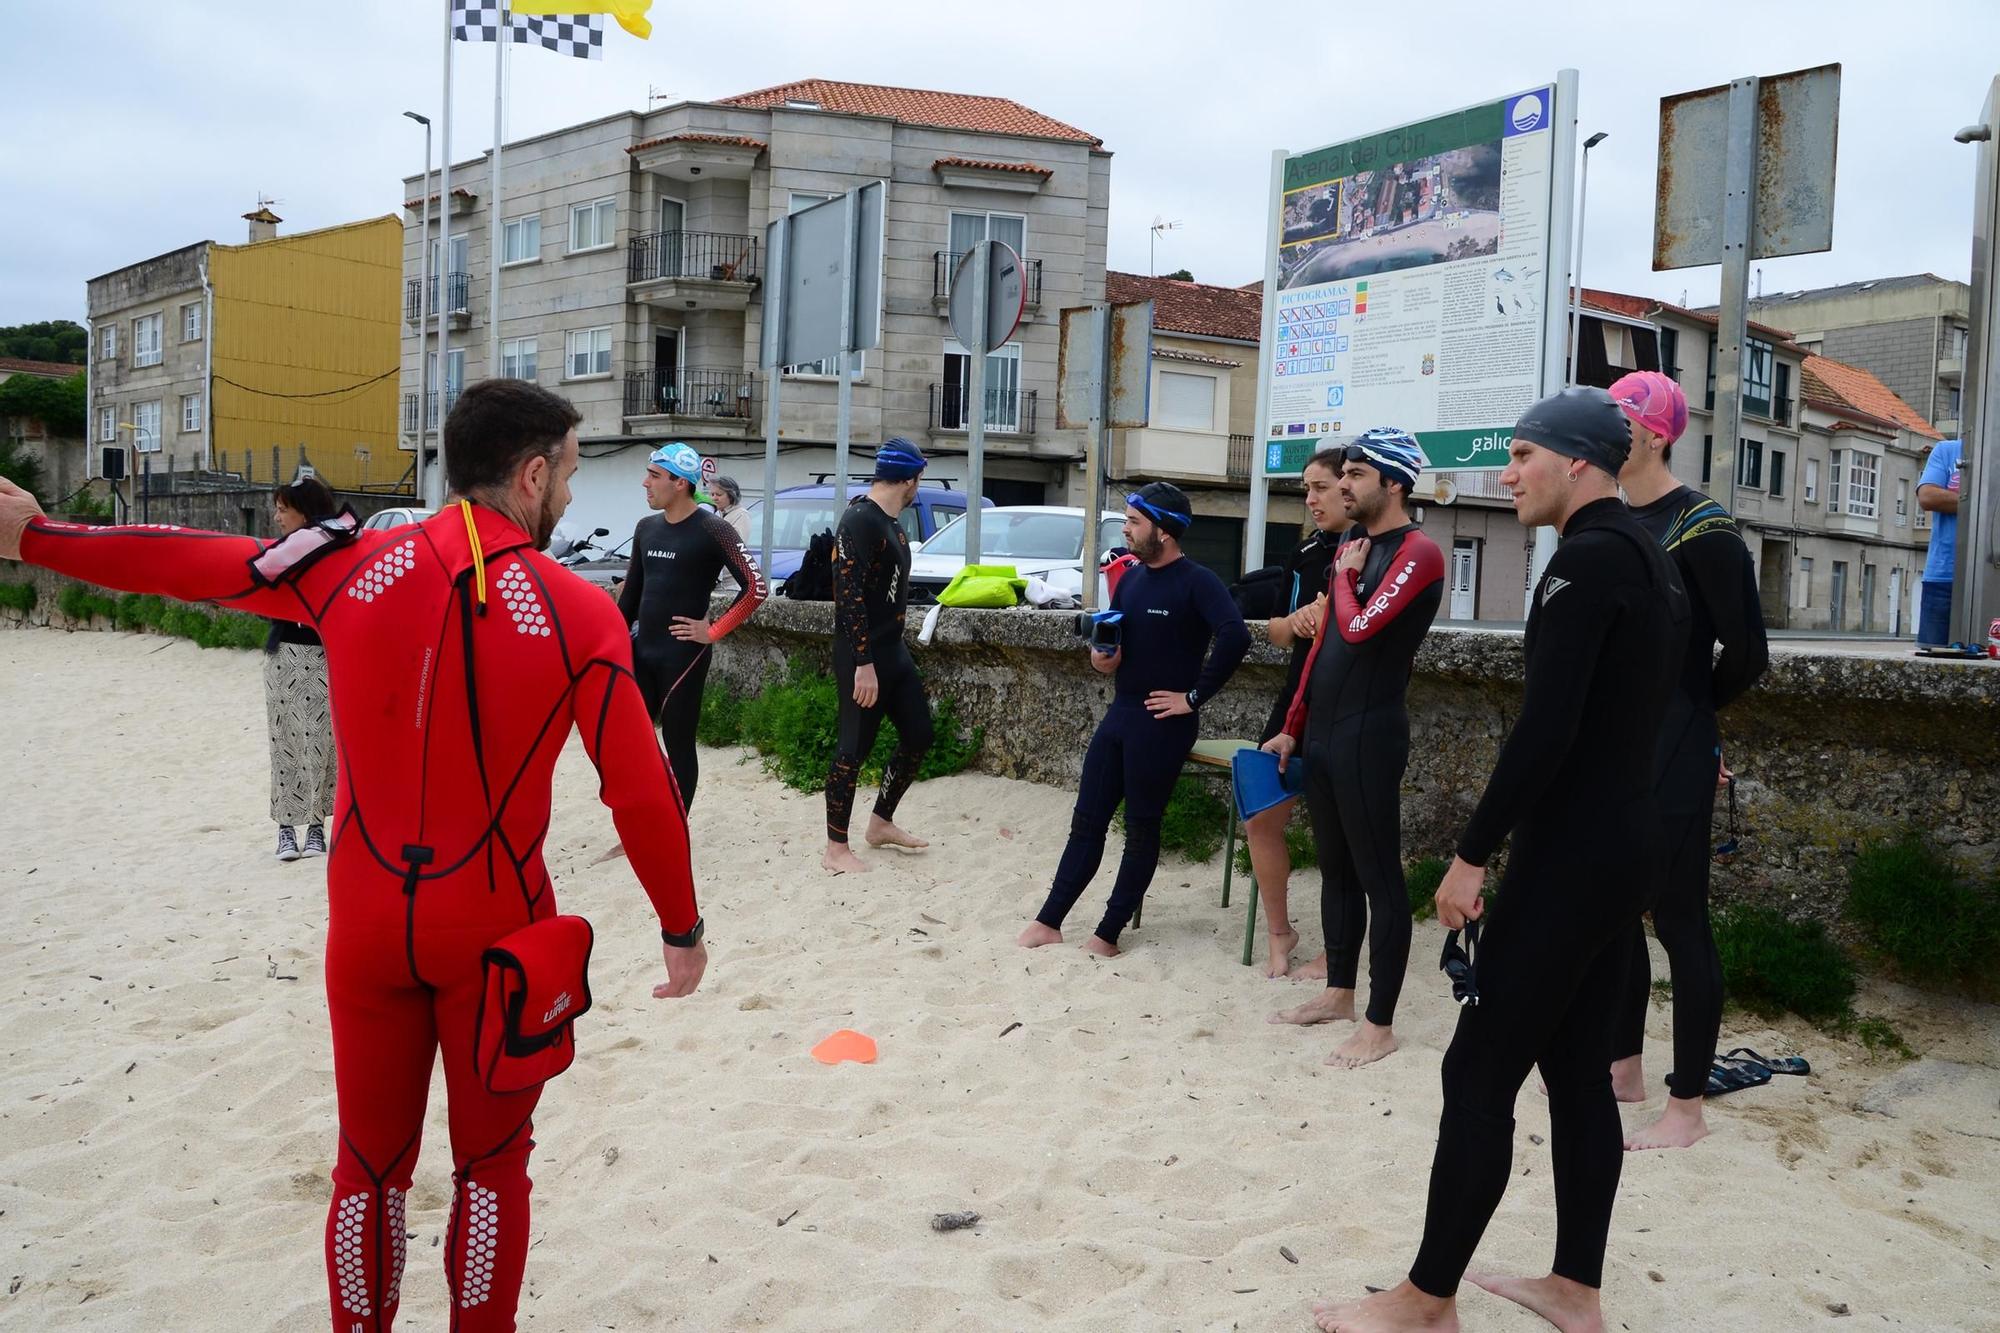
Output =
[
  {"x1": 1245, "y1": 148, "x2": 1288, "y2": 572},
  {"x1": 488, "y1": 3, "x2": 507, "y2": 385},
  {"x1": 964, "y1": 244, "x2": 989, "y2": 563},
  {"x1": 1952, "y1": 76, "x2": 2000, "y2": 648},
  {"x1": 761, "y1": 220, "x2": 786, "y2": 582},
  {"x1": 833, "y1": 191, "x2": 857, "y2": 506},
  {"x1": 433, "y1": 0, "x2": 454, "y2": 508},
  {"x1": 1530, "y1": 70, "x2": 1583, "y2": 594},
  {"x1": 1713, "y1": 75, "x2": 1762, "y2": 517},
  {"x1": 1566, "y1": 141, "x2": 1598, "y2": 387},
  {"x1": 414, "y1": 117, "x2": 432, "y2": 502},
  {"x1": 1082, "y1": 303, "x2": 1111, "y2": 611}
]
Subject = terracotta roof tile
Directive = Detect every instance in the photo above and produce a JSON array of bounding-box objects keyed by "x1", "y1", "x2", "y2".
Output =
[
  {"x1": 0, "y1": 356, "x2": 85, "y2": 378},
  {"x1": 628, "y1": 132, "x2": 767, "y2": 154},
  {"x1": 1155, "y1": 347, "x2": 1242, "y2": 369},
  {"x1": 931, "y1": 156, "x2": 1051, "y2": 177},
  {"x1": 1581, "y1": 287, "x2": 1808, "y2": 353},
  {"x1": 404, "y1": 186, "x2": 476, "y2": 209},
  {"x1": 1106, "y1": 271, "x2": 1262, "y2": 343},
  {"x1": 1801, "y1": 355, "x2": 1942, "y2": 439},
  {"x1": 718, "y1": 78, "x2": 1100, "y2": 146}
]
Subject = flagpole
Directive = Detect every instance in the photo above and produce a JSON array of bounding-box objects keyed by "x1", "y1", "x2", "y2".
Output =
[
  {"x1": 433, "y1": 0, "x2": 455, "y2": 508},
  {"x1": 489, "y1": 2, "x2": 507, "y2": 386}
]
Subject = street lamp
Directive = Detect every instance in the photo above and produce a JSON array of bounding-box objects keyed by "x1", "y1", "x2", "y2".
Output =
[
  {"x1": 1567, "y1": 131, "x2": 1609, "y2": 385},
  {"x1": 404, "y1": 110, "x2": 433, "y2": 505}
]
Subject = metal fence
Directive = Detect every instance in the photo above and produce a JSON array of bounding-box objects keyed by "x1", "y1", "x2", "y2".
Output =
[
  {"x1": 932, "y1": 250, "x2": 1044, "y2": 305},
  {"x1": 929, "y1": 385, "x2": 1038, "y2": 435},
  {"x1": 401, "y1": 390, "x2": 461, "y2": 433},
  {"x1": 627, "y1": 231, "x2": 760, "y2": 284},
  {"x1": 405, "y1": 272, "x2": 470, "y2": 322},
  {"x1": 1226, "y1": 434, "x2": 1254, "y2": 479},
  {"x1": 621, "y1": 368, "x2": 757, "y2": 419}
]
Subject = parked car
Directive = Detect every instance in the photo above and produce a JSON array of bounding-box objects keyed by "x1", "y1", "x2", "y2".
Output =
[
  {"x1": 362, "y1": 506, "x2": 435, "y2": 532},
  {"x1": 908, "y1": 507, "x2": 1125, "y2": 605},
  {"x1": 737, "y1": 482, "x2": 991, "y2": 585}
]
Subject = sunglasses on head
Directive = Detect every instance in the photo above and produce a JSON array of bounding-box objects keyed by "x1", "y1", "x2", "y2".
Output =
[{"x1": 1440, "y1": 917, "x2": 1482, "y2": 1006}]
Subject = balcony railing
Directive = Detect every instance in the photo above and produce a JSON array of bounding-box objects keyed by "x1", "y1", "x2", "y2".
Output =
[
  {"x1": 405, "y1": 272, "x2": 470, "y2": 323},
  {"x1": 627, "y1": 231, "x2": 760, "y2": 284},
  {"x1": 1225, "y1": 434, "x2": 1254, "y2": 479},
  {"x1": 623, "y1": 368, "x2": 756, "y2": 420},
  {"x1": 933, "y1": 250, "x2": 1044, "y2": 306},
  {"x1": 402, "y1": 390, "x2": 460, "y2": 432},
  {"x1": 930, "y1": 384, "x2": 1037, "y2": 435}
]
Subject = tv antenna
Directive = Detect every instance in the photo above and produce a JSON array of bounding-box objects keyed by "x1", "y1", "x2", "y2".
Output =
[
  {"x1": 647, "y1": 85, "x2": 678, "y2": 109},
  {"x1": 1149, "y1": 216, "x2": 1182, "y2": 276}
]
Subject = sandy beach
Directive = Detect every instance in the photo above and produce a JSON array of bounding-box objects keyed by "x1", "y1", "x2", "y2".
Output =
[{"x1": 2, "y1": 625, "x2": 1997, "y2": 1331}]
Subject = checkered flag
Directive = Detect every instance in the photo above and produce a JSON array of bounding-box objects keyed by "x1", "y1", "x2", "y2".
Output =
[{"x1": 451, "y1": 0, "x2": 605, "y2": 60}]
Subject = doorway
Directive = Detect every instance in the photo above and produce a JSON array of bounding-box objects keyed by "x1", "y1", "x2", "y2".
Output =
[
  {"x1": 1830, "y1": 561, "x2": 1848, "y2": 632},
  {"x1": 659, "y1": 196, "x2": 686, "y2": 276},
  {"x1": 654, "y1": 330, "x2": 681, "y2": 415},
  {"x1": 1450, "y1": 539, "x2": 1480, "y2": 619}
]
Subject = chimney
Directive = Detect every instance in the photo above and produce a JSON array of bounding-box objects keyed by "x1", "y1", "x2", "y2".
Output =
[{"x1": 243, "y1": 206, "x2": 283, "y2": 243}]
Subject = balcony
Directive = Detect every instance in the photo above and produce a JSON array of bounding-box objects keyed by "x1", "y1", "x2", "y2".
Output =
[
  {"x1": 401, "y1": 390, "x2": 460, "y2": 434},
  {"x1": 622, "y1": 368, "x2": 757, "y2": 437},
  {"x1": 405, "y1": 273, "x2": 470, "y2": 327},
  {"x1": 1939, "y1": 353, "x2": 1964, "y2": 382},
  {"x1": 932, "y1": 250, "x2": 1044, "y2": 312},
  {"x1": 627, "y1": 231, "x2": 759, "y2": 312},
  {"x1": 930, "y1": 384, "x2": 1037, "y2": 437}
]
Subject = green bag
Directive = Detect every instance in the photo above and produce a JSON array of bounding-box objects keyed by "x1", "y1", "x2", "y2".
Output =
[{"x1": 937, "y1": 564, "x2": 1027, "y2": 608}]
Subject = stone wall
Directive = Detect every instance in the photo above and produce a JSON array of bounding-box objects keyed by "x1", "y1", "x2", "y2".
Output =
[{"x1": 708, "y1": 599, "x2": 2000, "y2": 928}]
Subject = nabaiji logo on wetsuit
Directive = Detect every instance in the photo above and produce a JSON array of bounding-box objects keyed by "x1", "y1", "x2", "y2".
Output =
[{"x1": 1350, "y1": 557, "x2": 1418, "y2": 633}]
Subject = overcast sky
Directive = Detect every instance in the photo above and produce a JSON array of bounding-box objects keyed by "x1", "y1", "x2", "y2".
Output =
[{"x1": 7, "y1": 1, "x2": 1999, "y2": 330}]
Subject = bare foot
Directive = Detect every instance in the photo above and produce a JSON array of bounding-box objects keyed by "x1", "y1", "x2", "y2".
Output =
[
  {"x1": 1266, "y1": 928, "x2": 1301, "y2": 978},
  {"x1": 864, "y1": 815, "x2": 928, "y2": 850},
  {"x1": 1326, "y1": 1020, "x2": 1399, "y2": 1069},
  {"x1": 1466, "y1": 1271, "x2": 1604, "y2": 1333},
  {"x1": 1081, "y1": 934, "x2": 1120, "y2": 958},
  {"x1": 822, "y1": 843, "x2": 871, "y2": 874},
  {"x1": 1268, "y1": 988, "x2": 1356, "y2": 1026},
  {"x1": 1310, "y1": 1279, "x2": 1458, "y2": 1331},
  {"x1": 1609, "y1": 1054, "x2": 1647, "y2": 1103},
  {"x1": 1294, "y1": 952, "x2": 1329, "y2": 980},
  {"x1": 1624, "y1": 1094, "x2": 1710, "y2": 1151},
  {"x1": 1016, "y1": 922, "x2": 1062, "y2": 948}
]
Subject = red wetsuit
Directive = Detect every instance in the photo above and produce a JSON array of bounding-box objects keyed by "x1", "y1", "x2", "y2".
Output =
[{"x1": 19, "y1": 505, "x2": 698, "y2": 1332}]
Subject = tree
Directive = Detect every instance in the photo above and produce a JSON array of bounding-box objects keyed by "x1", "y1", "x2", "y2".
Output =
[
  {"x1": 1162, "y1": 268, "x2": 1194, "y2": 283},
  {"x1": 0, "y1": 371, "x2": 87, "y2": 439},
  {"x1": 0, "y1": 438, "x2": 47, "y2": 504},
  {"x1": 0, "y1": 320, "x2": 88, "y2": 365}
]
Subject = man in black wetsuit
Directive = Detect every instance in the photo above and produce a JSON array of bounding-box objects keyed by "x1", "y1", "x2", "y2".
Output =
[
  {"x1": 1607, "y1": 371, "x2": 1769, "y2": 1151},
  {"x1": 1017, "y1": 481, "x2": 1251, "y2": 957},
  {"x1": 1312, "y1": 389, "x2": 1688, "y2": 1333},
  {"x1": 822, "y1": 440, "x2": 934, "y2": 874},
  {"x1": 619, "y1": 442, "x2": 767, "y2": 808},
  {"x1": 1264, "y1": 428, "x2": 1444, "y2": 1069}
]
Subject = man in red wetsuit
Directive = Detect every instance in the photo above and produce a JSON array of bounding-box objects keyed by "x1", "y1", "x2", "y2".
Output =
[{"x1": 0, "y1": 378, "x2": 707, "y2": 1333}]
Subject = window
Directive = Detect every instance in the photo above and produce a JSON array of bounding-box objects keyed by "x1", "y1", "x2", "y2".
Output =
[
  {"x1": 565, "y1": 326, "x2": 612, "y2": 379},
  {"x1": 1700, "y1": 434, "x2": 1713, "y2": 484},
  {"x1": 501, "y1": 336, "x2": 538, "y2": 381},
  {"x1": 132, "y1": 313, "x2": 163, "y2": 368},
  {"x1": 180, "y1": 393, "x2": 202, "y2": 433},
  {"x1": 502, "y1": 214, "x2": 541, "y2": 265},
  {"x1": 948, "y1": 210, "x2": 1027, "y2": 260},
  {"x1": 1737, "y1": 438, "x2": 1763, "y2": 490},
  {"x1": 1796, "y1": 555, "x2": 1814, "y2": 609},
  {"x1": 1704, "y1": 339, "x2": 1716, "y2": 410},
  {"x1": 181, "y1": 302, "x2": 203, "y2": 342},
  {"x1": 941, "y1": 340, "x2": 1023, "y2": 431},
  {"x1": 132, "y1": 399, "x2": 161, "y2": 451},
  {"x1": 1847, "y1": 452, "x2": 1880, "y2": 518},
  {"x1": 1659, "y1": 327, "x2": 1680, "y2": 379},
  {"x1": 1804, "y1": 456, "x2": 1819, "y2": 502},
  {"x1": 569, "y1": 197, "x2": 616, "y2": 252},
  {"x1": 1743, "y1": 338, "x2": 1772, "y2": 417},
  {"x1": 1896, "y1": 477, "x2": 1910, "y2": 527},
  {"x1": 1773, "y1": 361, "x2": 1791, "y2": 425},
  {"x1": 425, "y1": 349, "x2": 464, "y2": 427},
  {"x1": 432, "y1": 233, "x2": 470, "y2": 277},
  {"x1": 1948, "y1": 385, "x2": 1963, "y2": 418},
  {"x1": 1828, "y1": 450, "x2": 1843, "y2": 514},
  {"x1": 1768, "y1": 449, "x2": 1785, "y2": 498},
  {"x1": 1155, "y1": 371, "x2": 1218, "y2": 432},
  {"x1": 100, "y1": 325, "x2": 117, "y2": 360},
  {"x1": 99, "y1": 406, "x2": 115, "y2": 442}
]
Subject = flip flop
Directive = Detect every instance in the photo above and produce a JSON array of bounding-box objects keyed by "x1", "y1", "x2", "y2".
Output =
[
  {"x1": 1699, "y1": 1055, "x2": 1774, "y2": 1098},
  {"x1": 1724, "y1": 1046, "x2": 1809, "y2": 1077}
]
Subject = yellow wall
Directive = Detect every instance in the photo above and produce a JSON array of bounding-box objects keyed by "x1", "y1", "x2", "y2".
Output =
[{"x1": 209, "y1": 216, "x2": 401, "y2": 492}]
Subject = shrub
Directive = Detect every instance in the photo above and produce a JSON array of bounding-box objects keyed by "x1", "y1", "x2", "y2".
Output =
[
  {"x1": 1846, "y1": 833, "x2": 2000, "y2": 995},
  {"x1": 718, "y1": 662, "x2": 982, "y2": 794},
  {"x1": 1834, "y1": 1013, "x2": 1916, "y2": 1060},
  {"x1": 57, "y1": 584, "x2": 117, "y2": 623},
  {"x1": 1142, "y1": 776, "x2": 1231, "y2": 863},
  {"x1": 1233, "y1": 817, "x2": 1317, "y2": 876},
  {"x1": 1713, "y1": 904, "x2": 1857, "y2": 1022},
  {"x1": 1406, "y1": 856, "x2": 1449, "y2": 921},
  {"x1": 0, "y1": 582, "x2": 35, "y2": 613},
  {"x1": 697, "y1": 686, "x2": 745, "y2": 747}
]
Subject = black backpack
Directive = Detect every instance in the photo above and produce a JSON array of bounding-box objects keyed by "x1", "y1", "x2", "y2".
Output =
[
  {"x1": 1230, "y1": 564, "x2": 1288, "y2": 619},
  {"x1": 784, "y1": 529, "x2": 836, "y2": 601}
]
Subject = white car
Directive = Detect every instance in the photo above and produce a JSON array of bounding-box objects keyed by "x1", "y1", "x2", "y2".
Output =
[
  {"x1": 908, "y1": 507, "x2": 1125, "y2": 604},
  {"x1": 361, "y1": 506, "x2": 435, "y2": 532}
]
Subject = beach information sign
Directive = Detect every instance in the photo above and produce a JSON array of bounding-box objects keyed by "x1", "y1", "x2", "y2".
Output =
[{"x1": 1258, "y1": 83, "x2": 1571, "y2": 475}]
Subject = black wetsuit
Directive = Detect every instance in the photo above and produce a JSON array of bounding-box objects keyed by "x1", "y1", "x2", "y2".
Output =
[
  {"x1": 1615, "y1": 488, "x2": 1768, "y2": 1097},
  {"x1": 1407, "y1": 497, "x2": 1688, "y2": 1298},
  {"x1": 619, "y1": 507, "x2": 766, "y2": 808},
  {"x1": 1260, "y1": 530, "x2": 1338, "y2": 743},
  {"x1": 825, "y1": 497, "x2": 931, "y2": 844},
  {"x1": 1034, "y1": 555, "x2": 1251, "y2": 945},
  {"x1": 1282, "y1": 524, "x2": 1445, "y2": 1024}
]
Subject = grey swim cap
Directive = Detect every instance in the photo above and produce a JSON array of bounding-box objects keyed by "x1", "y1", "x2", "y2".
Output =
[{"x1": 1512, "y1": 387, "x2": 1632, "y2": 476}]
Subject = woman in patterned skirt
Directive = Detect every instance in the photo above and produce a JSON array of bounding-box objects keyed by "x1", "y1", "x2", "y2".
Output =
[{"x1": 264, "y1": 478, "x2": 340, "y2": 861}]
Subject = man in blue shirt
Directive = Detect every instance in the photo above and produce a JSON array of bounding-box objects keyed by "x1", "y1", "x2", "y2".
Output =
[{"x1": 1917, "y1": 438, "x2": 1963, "y2": 646}]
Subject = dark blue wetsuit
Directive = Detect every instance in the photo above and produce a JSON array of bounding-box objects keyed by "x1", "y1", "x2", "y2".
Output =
[
  {"x1": 1282, "y1": 524, "x2": 1445, "y2": 1024},
  {"x1": 1033, "y1": 556, "x2": 1251, "y2": 945},
  {"x1": 1260, "y1": 530, "x2": 1338, "y2": 743}
]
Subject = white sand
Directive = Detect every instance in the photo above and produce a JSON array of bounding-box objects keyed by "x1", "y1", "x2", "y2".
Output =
[{"x1": 2, "y1": 625, "x2": 1997, "y2": 1331}]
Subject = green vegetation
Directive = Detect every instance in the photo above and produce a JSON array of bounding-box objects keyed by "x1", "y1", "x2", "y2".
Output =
[
  {"x1": 1152, "y1": 776, "x2": 1231, "y2": 863},
  {"x1": 0, "y1": 320, "x2": 88, "y2": 365},
  {"x1": 1406, "y1": 855, "x2": 1449, "y2": 921},
  {"x1": 55, "y1": 582, "x2": 266, "y2": 650},
  {"x1": 0, "y1": 582, "x2": 36, "y2": 614},
  {"x1": 0, "y1": 369, "x2": 87, "y2": 441},
  {"x1": 1846, "y1": 833, "x2": 2000, "y2": 996},
  {"x1": 0, "y1": 437, "x2": 47, "y2": 504},
  {"x1": 1713, "y1": 904, "x2": 1857, "y2": 1023},
  {"x1": 696, "y1": 661, "x2": 982, "y2": 794}
]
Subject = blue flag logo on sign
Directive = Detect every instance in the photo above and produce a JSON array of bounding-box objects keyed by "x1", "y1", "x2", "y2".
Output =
[{"x1": 1505, "y1": 92, "x2": 1547, "y2": 137}]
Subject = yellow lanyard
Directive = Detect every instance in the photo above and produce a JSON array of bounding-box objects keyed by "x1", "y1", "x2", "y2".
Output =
[{"x1": 457, "y1": 500, "x2": 487, "y2": 610}]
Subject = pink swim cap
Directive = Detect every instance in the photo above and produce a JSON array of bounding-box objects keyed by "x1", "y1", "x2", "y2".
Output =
[{"x1": 1607, "y1": 370, "x2": 1688, "y2": 446}]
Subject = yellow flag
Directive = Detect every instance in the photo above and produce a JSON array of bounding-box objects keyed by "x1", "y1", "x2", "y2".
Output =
[{"x1": 509, "y1": 0, "x2": 651, "y2": 39}]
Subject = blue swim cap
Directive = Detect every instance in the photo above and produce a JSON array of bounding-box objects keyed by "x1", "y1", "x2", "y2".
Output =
[
  {"x1": 1345, "y1": 427, "x2": 1425, "y2": 491},
  {"x1": 874, "y1": 438, "x2": 927, "y2": 481},
  {"x1": 647, "y1": 441, "x2": 703, "y2": 485}
]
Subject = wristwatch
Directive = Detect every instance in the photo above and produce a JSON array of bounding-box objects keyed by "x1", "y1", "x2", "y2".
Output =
[
  {"x1": 1184, "y1": 689, "x2": 1201, "y2": 711},
  {"x1": 661, "y1": 916, "x2": 705, "y2": 948}
]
